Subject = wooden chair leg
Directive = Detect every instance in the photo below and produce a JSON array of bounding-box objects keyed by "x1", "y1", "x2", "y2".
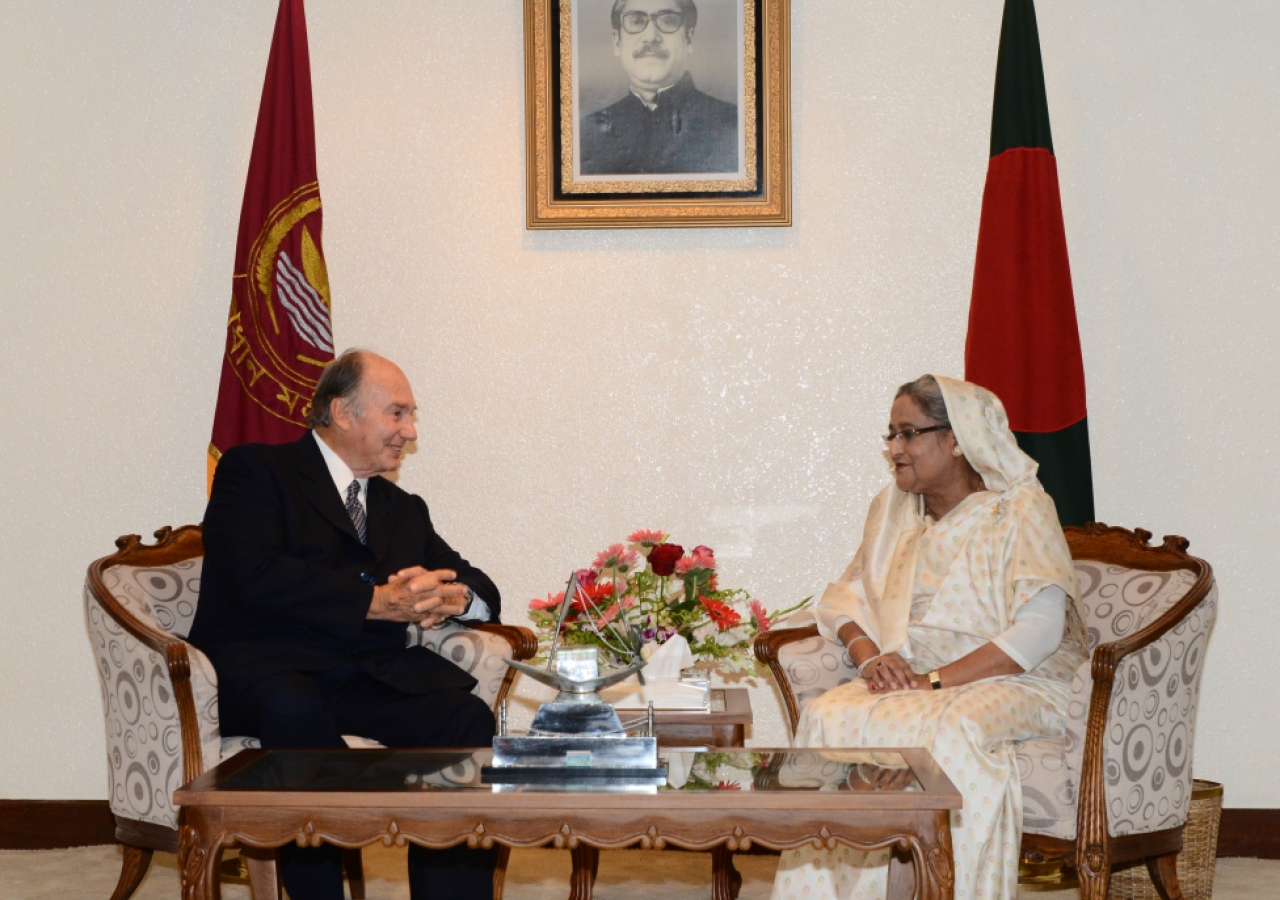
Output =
[
  {"x1": 109, "y1": 844, "x2": 153, "y2": 900},
  {"x1": 1146, "y1": 852, "x2": 1185, "y2": 900},
  {"x1": 493, "y1": 845, "x2": 512, "y2": 900},
  {"x1": 241, "y1": 846, "x2": 282, "y2": 900},
  {"x1": 1076, "y1": 864, "x2": 1110, "y2": 900},
  {"x1": 342, "y1": 848, "x2": 366, "y2": 900}
]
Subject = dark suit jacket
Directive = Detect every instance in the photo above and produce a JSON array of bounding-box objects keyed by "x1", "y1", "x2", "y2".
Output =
[
  {"x1": 188, "y1": 434, "x2": 501, "y2": 701},
  {"x1": 579, "y1": 72, "x2": 739, "y2": 176}
]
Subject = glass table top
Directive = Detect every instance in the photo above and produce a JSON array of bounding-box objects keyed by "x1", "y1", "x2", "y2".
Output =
[{"x1": 214, "y1": 748, "x2": 922, "y2": 795}]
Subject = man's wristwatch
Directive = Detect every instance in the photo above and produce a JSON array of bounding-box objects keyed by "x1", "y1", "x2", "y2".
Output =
[
  {"x1": 460, "y1": 587, "x2": 477, "y2": 618},
  {"x1": 928, "y1": 670, "x2": 943, "y2": 691}
]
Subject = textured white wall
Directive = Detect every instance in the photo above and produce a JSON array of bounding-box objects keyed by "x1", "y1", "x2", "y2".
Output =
[{"x1": 0, "y1": 1, "x2": 1275, "y2": 804}]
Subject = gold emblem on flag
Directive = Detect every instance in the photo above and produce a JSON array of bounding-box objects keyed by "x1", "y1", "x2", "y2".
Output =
[{"x1": 224, "y1": 181, "x2": 334, "y2": 428}]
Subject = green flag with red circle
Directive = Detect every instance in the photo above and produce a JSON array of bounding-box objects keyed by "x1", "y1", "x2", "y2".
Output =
[{"x1": 965, "y1": 0, "x2": 1095, "y2": 526}]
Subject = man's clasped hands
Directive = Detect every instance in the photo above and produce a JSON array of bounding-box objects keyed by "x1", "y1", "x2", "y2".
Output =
[{"x1": 368, "y1": 568, "x2": 469, "y2": 629}]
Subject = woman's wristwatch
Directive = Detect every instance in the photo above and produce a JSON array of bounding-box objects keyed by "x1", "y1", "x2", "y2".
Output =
[{"x1": 928, "y1": 670, "x2": 943, "y2": 691}]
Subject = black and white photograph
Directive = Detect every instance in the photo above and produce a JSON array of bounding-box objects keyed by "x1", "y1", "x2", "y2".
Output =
[
  {"x1": 569, "y1": 0, "x2": 747, "y2": 184},
  {"x1": 524, "y1": 0, "x2": 790, "y2": 227}
]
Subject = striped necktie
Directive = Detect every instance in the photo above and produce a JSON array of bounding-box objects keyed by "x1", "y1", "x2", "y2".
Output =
[{"x1": 344, "y1": 480, "x2": 367, "y2": 544}]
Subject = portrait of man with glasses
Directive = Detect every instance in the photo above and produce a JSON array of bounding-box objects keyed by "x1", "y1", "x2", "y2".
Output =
[{"x1": 576, "y1": 0, "x2": 741, "y2": 177}]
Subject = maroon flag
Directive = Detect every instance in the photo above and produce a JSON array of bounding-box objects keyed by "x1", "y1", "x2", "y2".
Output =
[{"x1": 208, "y1": 0, "x2": 331, "y2": 492}]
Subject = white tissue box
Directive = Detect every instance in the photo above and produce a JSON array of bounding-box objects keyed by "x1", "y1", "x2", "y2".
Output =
[{"x1": 600, "y1": 678, "x2": 711, "y2": 711}]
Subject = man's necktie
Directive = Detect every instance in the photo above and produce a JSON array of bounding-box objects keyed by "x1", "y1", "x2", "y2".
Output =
[{"x1": 345, "y1": 480, "x2": 367, "y2": 544}]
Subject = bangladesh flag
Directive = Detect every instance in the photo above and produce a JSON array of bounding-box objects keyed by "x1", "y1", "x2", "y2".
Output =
[{"x1": 964, "y1": 0, "x2": 1095, "y2": 526}]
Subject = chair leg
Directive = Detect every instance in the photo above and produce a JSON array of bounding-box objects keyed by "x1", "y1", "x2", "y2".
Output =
[
  {"x1": 1146, "y1": 852, "x2": 1186, "y2": 900},
  {"x1": 493, "y1": 845, "x2": 511, "y2": 900},
  {"x1": 1077, "y1": 864, "x2": 1110, "y2": 900},
  {"x1": 241, "y1": 846, "x2": 282, "y2": 900},
  {"x1": 342, "y1": 848, "x2": 366, "y2": 900},
  {"x1": 109, "y1": 844, "x2": 153, "y2": 900}
]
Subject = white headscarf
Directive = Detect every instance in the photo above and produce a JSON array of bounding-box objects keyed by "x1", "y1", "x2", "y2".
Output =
[
  {"x1": 812, "y1": 376, "x2": 1077, "y2": 657},
  {"x1": 934, "y1": 375, "x2": 1037, "y2": 493}
]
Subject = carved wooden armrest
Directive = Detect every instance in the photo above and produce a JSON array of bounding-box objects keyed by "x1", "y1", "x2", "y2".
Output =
[
  {"x1": 754, "y1": 625, "x2": 821, "y2": 737},
  {"x1": 470, "y1": 622, "x2": 539, "y2": 662}
]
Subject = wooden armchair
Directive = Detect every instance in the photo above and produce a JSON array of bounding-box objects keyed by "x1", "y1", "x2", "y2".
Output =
[
  {"x1": 754, "y1": 524, "x2": 1217, "y2": 900},
  {"x1": 85, "y1": 525, "x2": 537, "y2": 900}
]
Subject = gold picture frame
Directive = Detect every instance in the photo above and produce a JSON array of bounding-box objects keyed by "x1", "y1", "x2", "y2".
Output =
[{"x1": 524, "y1": 0, "x2": 791, "y2": 229}]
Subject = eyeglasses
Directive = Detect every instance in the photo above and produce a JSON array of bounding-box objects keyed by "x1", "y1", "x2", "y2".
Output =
[
  {"x1": 883, "y1": 424, "x2": 951, "y2": 445},
  {"x1": 619, "y1": 10, "x2": 686, "y2": 34}
]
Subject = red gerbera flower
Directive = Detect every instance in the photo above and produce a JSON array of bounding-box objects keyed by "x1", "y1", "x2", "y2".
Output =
[
  {"x1": 571, "y1": 579, "x2": 615, "y2": 612},
  {"x1": 700, "y1": 596, "x2": 741, "y2": 630}
]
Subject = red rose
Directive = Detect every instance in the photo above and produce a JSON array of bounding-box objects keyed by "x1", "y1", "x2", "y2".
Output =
[{"x1": 647, "y1": 543, "x2": 684, "y2": 577}]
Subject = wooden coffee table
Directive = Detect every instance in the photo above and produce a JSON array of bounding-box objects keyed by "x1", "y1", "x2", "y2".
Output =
[{"x1": 174, "y1": 746, "x2": 959, "y2": 900}]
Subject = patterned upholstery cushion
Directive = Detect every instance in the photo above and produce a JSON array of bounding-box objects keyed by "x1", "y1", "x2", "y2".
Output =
[
  {"x1": 106, "y1": 560, "x2": 204, "y2": 638},
  {"x1": 774, "y1": 632, "x2": 858, "y2": 719},
  {"x1": 85, "y1": 560, "x2": 212, "y2": 830},
  {"x1": 1018, "y1": 738, "x2": 1078, "y2": 838},
  {"x1": 219, "y1": 735, "x2": 260, "y2": 758},
  {"x1": 1073, "y1": 564, "x2": 1198, "y2": 652},
  {"x1": 1098, "y1": 586, "x2": 1216, "y2": 836},
  {"x1": 86, "y1": 573, "x2": 203, "y2": 831},
  {"x1": 408, "y1": 621, "x2": 516, "y2": 708}
]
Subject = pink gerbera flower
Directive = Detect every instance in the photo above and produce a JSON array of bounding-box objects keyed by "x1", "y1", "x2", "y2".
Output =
[
  {"x1": 594, "y1": 543, "x2": 643, "y2": 576},
  {"x1": 592, "y1": 604, "x2": 621, "y2": 629},
  {"x1": 626, "y1": 529, "x2": 668, "y2": 554},
  {"x1": 749, "y1": 599, "x2": 771, "y2": 632},
  {"x1": 529, "y1": 591, "x2": 565, "y2": 611}
]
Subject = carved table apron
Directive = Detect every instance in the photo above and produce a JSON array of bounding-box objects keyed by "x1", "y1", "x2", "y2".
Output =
[{"x1": 174, "y1": 747, "x2": 959, "y2": 900}]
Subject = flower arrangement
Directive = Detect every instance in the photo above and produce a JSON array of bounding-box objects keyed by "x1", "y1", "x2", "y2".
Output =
[{"x1": 528, "y1": 529, "x2": 810, "y2": 676}]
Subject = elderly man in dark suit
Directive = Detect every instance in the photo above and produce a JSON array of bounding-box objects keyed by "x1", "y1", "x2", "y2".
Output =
[
  {"x1": 189, "y1": 349, "x2": 500, "y2": 900},
  {"x1": 579, "y1": 0, "x2": 738, "y2": 175}
]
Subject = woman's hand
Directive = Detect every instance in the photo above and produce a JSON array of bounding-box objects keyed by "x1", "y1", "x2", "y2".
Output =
[{"x1": 862, "y1": 652, "x2": 921, "y2": 693}]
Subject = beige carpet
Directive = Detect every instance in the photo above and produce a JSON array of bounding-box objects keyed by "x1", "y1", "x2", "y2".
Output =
[{"x1": 0, "y1": 843, "x2": 1275, "y2": 899}]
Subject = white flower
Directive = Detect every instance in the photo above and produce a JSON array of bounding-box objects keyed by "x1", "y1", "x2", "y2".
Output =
[{"x1": 715, "y1": 626, "x2": 750, "y2": 647}]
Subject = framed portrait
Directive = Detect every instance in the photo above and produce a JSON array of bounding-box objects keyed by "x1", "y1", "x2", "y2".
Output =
[{"x1": 524, "y1": 0, "x2": 791, "y2": 228}]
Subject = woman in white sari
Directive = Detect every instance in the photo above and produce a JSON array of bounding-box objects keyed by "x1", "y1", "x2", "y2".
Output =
[{"x1": 772, "y1": 375, "x2": 1087, "y2": 900}]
